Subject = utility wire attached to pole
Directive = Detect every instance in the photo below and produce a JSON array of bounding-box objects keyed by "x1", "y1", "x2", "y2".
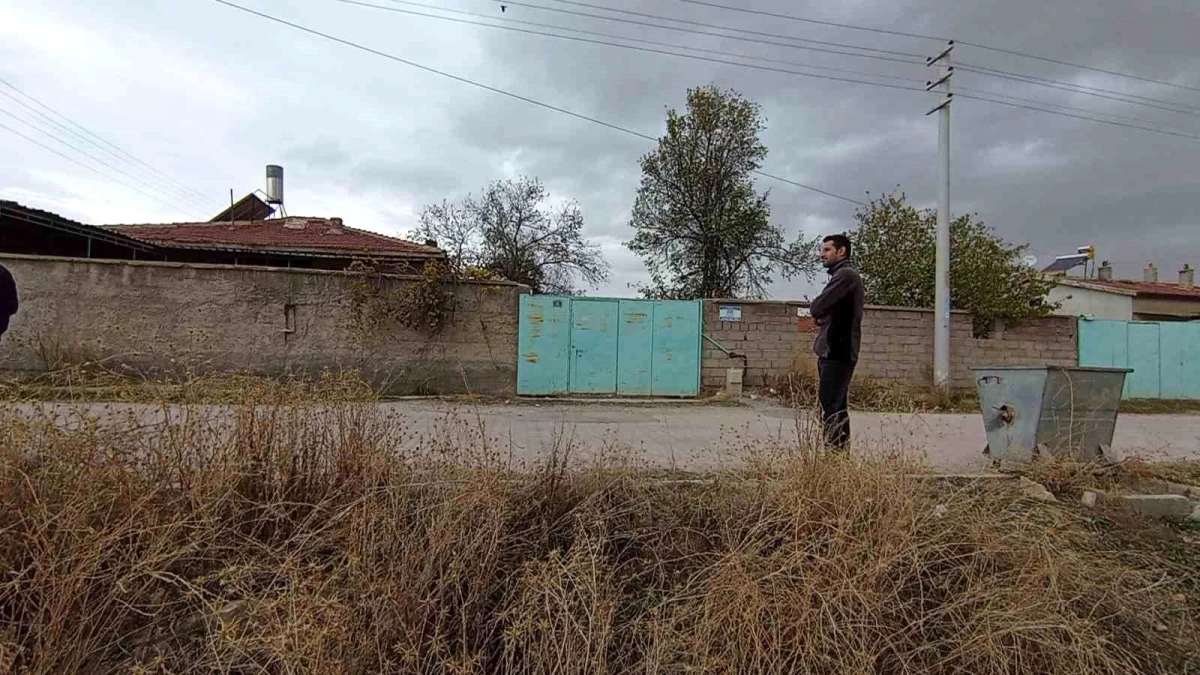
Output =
[
  {"x1": 210, "y1": 0, "x2": 866, "y2": 205},
  {"x1": 926, "y1": 41, "x2": 953, "y2": 390}
]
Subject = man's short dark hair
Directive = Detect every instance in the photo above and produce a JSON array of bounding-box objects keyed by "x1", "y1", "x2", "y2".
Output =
[{"x1": 823, "y1": 234, "x2": 851, "y2": 258}]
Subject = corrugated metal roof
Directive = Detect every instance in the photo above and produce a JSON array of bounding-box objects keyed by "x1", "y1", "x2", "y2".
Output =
[{"x1": 1, "y1": 199, "x2": 159, "y2": 252}]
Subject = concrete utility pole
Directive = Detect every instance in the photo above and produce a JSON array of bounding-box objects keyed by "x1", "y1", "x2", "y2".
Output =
[{"x1": 926, "y1": 41, "x2": 953, "y2": 389}]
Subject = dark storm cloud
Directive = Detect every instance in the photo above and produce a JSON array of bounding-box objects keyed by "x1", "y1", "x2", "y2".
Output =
[
  {"x1": 2, "y1": 0, "x2": 1197, "y2": 297},
  {"x1": 465, "y1": 0, "x2": 1196, "y2": 252}
]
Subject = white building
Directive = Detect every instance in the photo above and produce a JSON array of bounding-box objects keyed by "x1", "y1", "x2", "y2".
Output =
[{"x1": 1047, "y1": 263, "x2": 1200, "y2": 321}]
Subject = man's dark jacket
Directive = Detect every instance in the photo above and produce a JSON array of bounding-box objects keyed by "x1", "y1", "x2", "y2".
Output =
[
  {"x1": 810, "y1": 259, "x2": 864, "y2": 363},
  {"x1": 0, "y1": 264, "x2": 17, "y2": 332}
]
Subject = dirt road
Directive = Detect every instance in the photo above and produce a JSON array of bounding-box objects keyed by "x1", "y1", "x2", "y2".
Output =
[
  {"x1": 10, "y1": 399, "x2": 1198, "y2": 474},
  {"x1": 383, "y1": 400, "x2": 1199, "y2": 472}
]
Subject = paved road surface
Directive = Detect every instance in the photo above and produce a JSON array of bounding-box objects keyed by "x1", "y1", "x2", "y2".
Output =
[{"x1": 9, "y1": 400, "x2": 1198, "y2": 474}]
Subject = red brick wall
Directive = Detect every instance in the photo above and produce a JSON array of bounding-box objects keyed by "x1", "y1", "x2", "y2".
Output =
[{"x1": 701, "y1": 300, "x2": 1077, "y2": 391}]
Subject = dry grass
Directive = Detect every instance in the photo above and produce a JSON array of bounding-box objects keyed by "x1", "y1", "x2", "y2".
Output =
[
  {"x1": 0, "y1": 364, "x2": 378, "y2": 405},
  {"x1": 1118, "y1": 399, "x2": 1200, "y2": 416},
  {"x1": 1, "y1": 380, "x2": 1198, "y2": 673},
  {"x1": 770, "y1": 365, "x2": 976, "y2": 414},
  {"x1": 1023, "y1": 456, "x2": 1200, "y2": 497},
  {"x1": 770, "y1": 366, "x2": 1200, "y2": 418},
  {"x1": 1129, "y1": 459, "x2": 1200, "y2": 486}
]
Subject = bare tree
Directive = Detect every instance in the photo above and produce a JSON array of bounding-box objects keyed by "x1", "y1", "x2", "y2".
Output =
[
  {"x1": 414, "y1": 199, "x2": 478, "y2": 274},
  {"x1": 413, "y1": 176, "x2": 609, "y2": 294}
]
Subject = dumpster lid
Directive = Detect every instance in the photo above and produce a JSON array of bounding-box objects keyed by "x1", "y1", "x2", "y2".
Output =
[{"x1": 968, "y1": 365, "x2": 1133, "y2": 373}]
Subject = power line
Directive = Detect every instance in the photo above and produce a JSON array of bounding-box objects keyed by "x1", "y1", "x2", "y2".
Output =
[
  {"x1": 954, "y1": 85, "x2": 1195, "y2": 129},
  {"x1": 663, "y1": 0, "x2": 943, "y2": 42},
  {"x1": 753, "y1": 170, "x2": 865, "y2": 204},
  {"x1": 0, "y1": 106, "x2": 216, "y2": 212},
  {"x1": 500, "y1": 0, "x2": 1200, "y2": 115},
  {"x1": 0, "y1": 88, "x2": 214, "y2": 212},
  {"x1": 955, "y1": 63, "x2": 1200, "y2": 118},
  {"x1": 491, "y1": 0, "x2": 926, "y2": 67},
  {"x1": 0, "y1": 77, "x2": 216, "y2": 206},
  {"x1": 660, "y1": 0, "x2": 1200, "y2": 95},
  {"x1": 376, "y1": 0, "x2": 928, "y2": 84},
  {"x1": 359, "y1": 0, "x2": 1199, "y2": 136},
  {"x1": 0, "y1": 75, "x2": 213, "y2": 205},
  {"x1": 1, "y1": 121, "x2": 189, "y2": 213},
  {"x1": 210, "y1": 0, "x2": 866, "y2": 205},
  {"x1": 496, "y1": 0, "x2": 925, "y2": 59},
  {"x1": 341, "y1": 0, "x2": 930, "y2": 93},
  {"x1": 0, "y1": 88, "x2": 216, "y2": 211},
  {"x1": 957, "y1": 40, "x2": 1200, "y2": 96},
  {"x1": 955, "y1": 92, "x2": 1200, "y2": 141}
]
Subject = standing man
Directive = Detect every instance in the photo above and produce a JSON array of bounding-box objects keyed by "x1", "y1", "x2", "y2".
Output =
[
  {"x1": 0, "y1": 263, "x2": 17, "y2": 342},
  {"x1": 809, "y1": 234, "x2": 864, "y2": 452}
]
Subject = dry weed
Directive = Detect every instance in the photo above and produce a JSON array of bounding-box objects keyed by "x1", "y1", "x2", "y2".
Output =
[
  {"x1": 0, "y1": 364, "x2": 377, "y2": 405},
  {"x1": 0, "y1": 382, "x2": 1196, "y2": 673},
  {"x1": 771, "y1": 365, "x2": 975, "y2": 414}
]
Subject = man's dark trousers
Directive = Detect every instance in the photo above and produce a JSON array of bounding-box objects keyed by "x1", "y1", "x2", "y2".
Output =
[{"x1": 818, "y1": 358, "x2": 855, "y2": 451}]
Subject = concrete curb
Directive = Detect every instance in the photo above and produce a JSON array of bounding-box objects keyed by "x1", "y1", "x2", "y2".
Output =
[
  {"x1": 1160, "y1": 481, "x2": 1200, "y2": 500},
  {"x1": 1080, "y1": 490, "x2": 1200, "y2": 521},
  {"x1": 1119, "y1": 494, "x2": 1197, "y2": 519}
]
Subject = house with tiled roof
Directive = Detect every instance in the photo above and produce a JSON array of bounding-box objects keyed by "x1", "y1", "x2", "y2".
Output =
[
  {"x1": 1046, "y1": 261, "x2": 1200, "y2": 321},
  {"x1": 1, "y1": 198, "x2": 443, "y2": 271},
  {"x1": 106, "y1": 213, "x2": 443, "y2": 271}
]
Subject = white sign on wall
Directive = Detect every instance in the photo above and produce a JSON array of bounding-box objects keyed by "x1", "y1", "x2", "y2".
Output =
[{"x1": 718, "y1": 305, "x2": 742, "y2": 321}]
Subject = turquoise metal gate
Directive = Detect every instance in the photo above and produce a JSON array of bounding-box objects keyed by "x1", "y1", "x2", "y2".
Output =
[
  {"x1": 1078, "y1": 318, "x2": 1200, "y2": 399},
  {"x1": 570, "y1": 299, "x2": 620, "y2": 394},
  {"x1": 517, "y1": 296, "x2": 701, "y2": 396}
]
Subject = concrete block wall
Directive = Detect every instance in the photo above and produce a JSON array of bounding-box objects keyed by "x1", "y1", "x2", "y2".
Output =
[
  {"x1": 702, "y1": 299, "x2": 1077, "y2": 391},
  {"x1": 0, "y1": 254, "x2": 526, "y2": 395}
]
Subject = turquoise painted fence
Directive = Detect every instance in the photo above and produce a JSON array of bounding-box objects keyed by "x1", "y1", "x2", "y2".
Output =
[
  {"x1": 1078, "y1": 318, "x2": 1200, "y2": 399},
  {"x1": 517, "y1": 296, "x2": 701, "y2": 396}
]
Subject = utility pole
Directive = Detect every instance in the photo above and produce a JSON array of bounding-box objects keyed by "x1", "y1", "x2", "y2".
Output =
[{"x1": 926, "y1": 41, "x2": 953, "y2": 390}]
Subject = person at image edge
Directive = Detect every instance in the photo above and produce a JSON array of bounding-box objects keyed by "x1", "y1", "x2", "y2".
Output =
[{"x1": 0, "y1": 263, "x2": 16, "y2": 343}]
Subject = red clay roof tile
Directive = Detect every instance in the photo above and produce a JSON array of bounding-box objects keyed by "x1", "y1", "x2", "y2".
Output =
[
  {"x1": 1079, "y1": 277, "x2": 1200, "y2": 299},
  {"x1": 107, "y1": 217, "x2": 441, "y2": 258}
]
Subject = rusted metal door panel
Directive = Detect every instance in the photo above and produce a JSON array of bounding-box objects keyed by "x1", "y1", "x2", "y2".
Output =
[
  {"x1": 617, "y1": 300, "x2": 653, "y2": 395},
  {"x1": 650, "y1": 300, "x2": 702, "y2": 396},
  {"x1": 569, "y1": 299, "x2": 619, "y2": 394},
  {"x1": 517, "y1": 295, "x2": 570, "y2": 395}
]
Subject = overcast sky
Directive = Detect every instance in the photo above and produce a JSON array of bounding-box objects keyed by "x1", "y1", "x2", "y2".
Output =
[{"x1": 2, "y1": 0, "x2": 1197, "y2": 298}]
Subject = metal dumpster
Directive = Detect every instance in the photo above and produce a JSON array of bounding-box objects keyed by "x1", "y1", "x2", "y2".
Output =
[{"x1": 971, "y1": 366, "x2": 1132, "y2": 463}]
